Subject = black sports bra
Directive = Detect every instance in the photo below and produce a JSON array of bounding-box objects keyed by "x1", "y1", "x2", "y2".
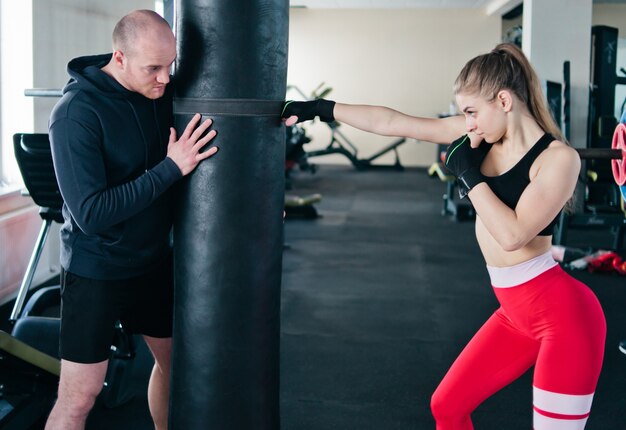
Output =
[{"x1": 482, "y1": 133, "x2": 559, "y2": 236}]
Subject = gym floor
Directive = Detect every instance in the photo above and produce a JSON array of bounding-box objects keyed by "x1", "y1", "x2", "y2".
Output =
[{"x1": 49, "y1": 165, "x2": 626, "y2": 428}]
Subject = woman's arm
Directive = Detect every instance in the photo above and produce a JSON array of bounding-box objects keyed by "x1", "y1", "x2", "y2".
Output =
[
  {"x1": 333, "y1": 103, "x2": 468, "y2": 144},
  {"x1": 283, "y1": 100, "x2": 474, "y2": 145},
  {"x1": 467, "y1": 145, "x2": 580, "y2": 251}
]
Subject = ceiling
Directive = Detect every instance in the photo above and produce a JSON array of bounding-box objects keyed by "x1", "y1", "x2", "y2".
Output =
[
  {"x1": 290, "y1": 0, "x2": 490, "y2": 7},
  {"x1": 289, "y1": 0, "x2": 626, "y2": 12}
]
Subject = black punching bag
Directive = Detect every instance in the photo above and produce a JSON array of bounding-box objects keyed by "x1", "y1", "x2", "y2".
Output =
[{"x1": 170, "y1": 1, "x2": 288, "y2": 428}]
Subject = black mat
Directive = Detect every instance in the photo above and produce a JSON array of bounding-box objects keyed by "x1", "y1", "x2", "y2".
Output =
[{"x1": 280, "y1": 165, "x2": 626, "y2": 430}]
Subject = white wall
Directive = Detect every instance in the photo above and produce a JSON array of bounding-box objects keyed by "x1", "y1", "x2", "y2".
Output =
[
  {"x1": 1, "y1": 1, "x2": 33, "y2": 185},
  {"x1": 32, "y1": 0, "x2": 155, "y2": 133},
  {"x1": 288, "y1": 4, "x2": 626, "y2": 166},
  {"x1": 288, "y1": 8, "x2": 501, "y2": 167},
  {"x1": 592, "y1": 3, "x2": 626, "y2": 36}
]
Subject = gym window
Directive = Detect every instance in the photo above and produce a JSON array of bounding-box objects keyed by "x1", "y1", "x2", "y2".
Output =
[{"x1": 0, "y1": 0, "x2": 34, "y2": 191}]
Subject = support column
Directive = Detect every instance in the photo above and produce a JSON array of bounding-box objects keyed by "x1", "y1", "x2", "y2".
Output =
[
  {"x1": 522, "y1": 0, "x2": 593, "y2": 149},
  {"x1": 169, "y1": 1, "x2": 288, "y2": 429}
]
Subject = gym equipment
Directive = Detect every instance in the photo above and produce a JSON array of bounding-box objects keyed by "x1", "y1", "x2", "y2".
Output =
[
  {"x1": 0, "y1": 133, "x2": 64, "y2": 430},
  {"x1": 284, "y1": 118, "x2": 322, "y2": 219},
  {"x1": 589, "y1": 27, "x2": 626, "y2": 155},
  {"x1": 285, "y1": 123, "x2": 316, "y2": 180},
  {"x1": 287, "y1": 84, "x2": 407, "y2": 170},
  {"x1": 585, "y1": 26, "x2": 626, "y2": 205},
  {"x1": 10, "y1": 134, "x2": 64, "y2": 324},
  {"x1": 586, "y1": 251, "x2": 626, "y2": 275},
  {"x1": 284, "y1": 193, "x2": 322, "y2": 219},
  {"x1": 567, "y1": 249, "x2": 615, "y2": 270},
  {"x1": 553, "y1": 41, "x2": 626, "y2": 250},
  {"x1": 23, "y1": 89, "x2": 62, "y2": 97},
  {"x1": 611, "y1": 123, "x2": 626, "y2": 186},
  {"x1": 0, "y1": 330, "x2": 59, "y2": 430},
  {"x1": 544, "y1": 80, "x2": 562, "y2": 131},
  {"x1": 170, "y1": 1, "x2": 286, "y2": 428},
  {"x1": 308, "y1": 121, "x2": 406, "y2": 170},
  {"x1": 555, "y1": 124, "x2": 626, "y2": 250},
  {"x1": 0, "y1": 133, "x2": 138, "y2": 428},
  {"x1": 284, "y1": 125, "x2": 323, "y2": 218},
  {"x1": 563, "y1": 61, "x2": 571, "y2": 141}
]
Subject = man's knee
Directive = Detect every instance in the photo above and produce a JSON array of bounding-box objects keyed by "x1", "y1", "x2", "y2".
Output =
[
  {"x1": 58, "y1": 388, "x2": 99, "y2": 416},
  {"x1": 56, "y1": 360, "x2": 108, "y2": 414}
]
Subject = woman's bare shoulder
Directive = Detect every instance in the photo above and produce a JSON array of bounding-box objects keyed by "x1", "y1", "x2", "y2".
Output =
[{"x1": 540, "y1": 139, "x2": 580, "y2": 171}]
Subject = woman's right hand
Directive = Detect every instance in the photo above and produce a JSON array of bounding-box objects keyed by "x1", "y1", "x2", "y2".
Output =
[{"x1": 281, "y1": 99, "x2": 336, "y2": 124}]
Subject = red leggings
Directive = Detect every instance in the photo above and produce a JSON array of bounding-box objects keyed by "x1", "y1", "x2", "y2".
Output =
[{"x1": 431, "y1": 265, "x2": 606, "y2": 430}]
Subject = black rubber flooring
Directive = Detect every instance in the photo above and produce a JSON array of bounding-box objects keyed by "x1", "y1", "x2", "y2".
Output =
[
  {"x1": 17, "y1": 165, "x2": 626, "y2": 429},
  {"x1": 280, "y1": 166, "x2": 625, "y2": 430}
]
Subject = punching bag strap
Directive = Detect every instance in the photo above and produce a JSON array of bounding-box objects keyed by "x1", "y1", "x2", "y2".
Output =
[{"x1": 174, "y1": 98, "x2": 283, "y2": 117}]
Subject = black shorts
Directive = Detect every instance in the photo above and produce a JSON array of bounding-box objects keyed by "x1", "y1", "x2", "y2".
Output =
[{"x1": 59, "y1": 258, "x2": 174, "y2": 363}]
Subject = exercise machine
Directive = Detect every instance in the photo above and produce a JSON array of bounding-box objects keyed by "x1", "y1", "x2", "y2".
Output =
[
  {"x1": 552, "y1": 29, "x2": 626, "y2": 250},
  {"x1": 0, "y1": 133, "x2": 137, "y2": 429},
  {"x1": 0, "y1": 133, "x2": 64, "y2": 429},
  {"x1": 284, "y1": 120, "x2": 322, "y2": 219},
  {"x1": 555, "y1": 136, "x2": 626, "y2": 250}
]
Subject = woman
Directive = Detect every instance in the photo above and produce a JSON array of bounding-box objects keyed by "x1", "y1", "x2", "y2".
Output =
[{"x1": 282, "y1": 43, "x2": 606, "y2": 430}]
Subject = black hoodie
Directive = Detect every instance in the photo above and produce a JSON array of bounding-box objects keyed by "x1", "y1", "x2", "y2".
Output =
[{"x1": 49, "y1": 54, "x2": 182, "y2": 280}]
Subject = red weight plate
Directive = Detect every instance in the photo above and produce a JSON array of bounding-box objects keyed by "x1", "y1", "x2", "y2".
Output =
[{"x1": 612, "y1": 123, "x2": 626, "y2": 186}]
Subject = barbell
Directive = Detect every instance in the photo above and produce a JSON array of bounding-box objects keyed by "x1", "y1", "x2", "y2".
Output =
[{"x1": 576, "y1": 122, "x2": 626, "y2": 187}]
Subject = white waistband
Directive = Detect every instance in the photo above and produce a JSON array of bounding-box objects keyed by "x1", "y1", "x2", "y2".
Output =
[{"x1": 487, "y1": 251, "x2": 558, "y2": 288}]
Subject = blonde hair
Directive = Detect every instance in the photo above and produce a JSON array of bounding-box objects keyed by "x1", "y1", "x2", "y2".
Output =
[
  {"x1": 454, "y1": 43, "x2": 566, "y2": 144},
  {"x1": 454, "y1": 43, "x2": 577, "y2": 212}
]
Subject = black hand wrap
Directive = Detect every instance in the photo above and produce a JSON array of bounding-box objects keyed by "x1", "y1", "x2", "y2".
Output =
[
  {"x1": 444, "y1": 135, "x2": 489, "y2": 199},
  {"x1": 281, "y1": 99, "x2": 336, "y2": 123}
]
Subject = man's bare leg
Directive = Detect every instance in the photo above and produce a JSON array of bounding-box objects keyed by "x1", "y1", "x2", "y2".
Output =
[
  {"x1": 45, "y1": 359, "x2": 108, "y2": 430},
  {"x1": 143, "y1": 335, "x2": 172, "y2": 430}
]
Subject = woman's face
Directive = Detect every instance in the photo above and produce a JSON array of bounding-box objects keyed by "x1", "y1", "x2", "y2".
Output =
[{"x1": 456, "y1": 92, "x2": 507, "y2": 143}]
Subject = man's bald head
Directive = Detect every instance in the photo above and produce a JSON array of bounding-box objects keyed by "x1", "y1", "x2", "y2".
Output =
[
  {"x1": 112, "y1": 10, "x2": 173, "y2": 56},
  {"x1": 104, "y1": 9, "x2": 176, "y2": 99}
]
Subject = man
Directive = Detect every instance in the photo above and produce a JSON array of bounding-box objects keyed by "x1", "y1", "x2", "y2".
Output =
[{"x1": 46, "y1": 10, "x2": 215, "y2": 430}]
